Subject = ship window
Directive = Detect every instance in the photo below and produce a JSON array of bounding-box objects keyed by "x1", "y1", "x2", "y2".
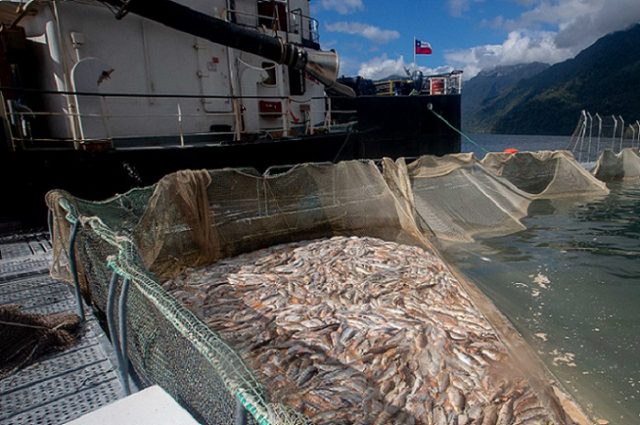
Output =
[{"x1": 261, "y1": 62, "x2": 277, "y2": 86}]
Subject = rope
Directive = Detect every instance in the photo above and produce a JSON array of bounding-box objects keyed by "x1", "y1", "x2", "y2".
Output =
[
  {"x1": 0, "y1": 319, "x2": 67, "y2": 331},
  {"x1": 237, "y1": 57, "x2": 278, "y2": 72},
  {"x1": 428, "y1": 107, "x2": 489, "y2": 154},
  {"x1": 333, "y1": 131, "x2": 353, "y2": 162}
]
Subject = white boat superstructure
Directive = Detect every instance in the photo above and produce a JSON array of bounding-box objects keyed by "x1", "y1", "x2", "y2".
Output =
[{"x1": 0, "y1": 0, "x2": 328, "y2": 147}]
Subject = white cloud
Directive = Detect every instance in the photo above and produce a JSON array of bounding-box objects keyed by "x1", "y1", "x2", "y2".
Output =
[
  {"x1": 495, "y1": 0, "x2": 640, "y2": 49},
  {"x1": 516, "y1": 0, "x2": 597, "y2": 28},
  {"x1": 445, "y1": 30, "x2": 573, "y2": 78},
  {"x1": 553, "y1": 0, "x2": 640, "y2": 49},
  {"x1": 358, "y1": 54, "x2": 453, "y2": 80},
  {"x1": 325, "y1": 22, "x2": 400, "y2": 44},
  {"x1": 320, "y1": 0, "x2": 364, "y2": 15},
  {"x1": 446, "y1": 0, "x2": 640, "y2": 78},
  {"x1": 337, "y1": 55, "x2": 360, "y2": 77},
  {"x1": 448, "y1": 0, "x2": 468, "y2": 17},
  {"x1": 448, "y1": 0, "x2": 483, "y2": 17},
  {"x1": 321, "y1": 39, "x2": 338, "y2": 50}
]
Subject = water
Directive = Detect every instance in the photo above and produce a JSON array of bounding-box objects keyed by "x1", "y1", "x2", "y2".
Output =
[
  {"x1": 463, "y1": 133, "x2": 572, "y2": 156},
  {"x1": 441, "y1": 134, "x2": 640, "y2": 423}
]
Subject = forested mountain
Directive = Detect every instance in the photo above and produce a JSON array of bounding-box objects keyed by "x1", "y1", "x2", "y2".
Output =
[
  {"x1": 463, "y1": 23, "x2": 640, "y2": 135},
  {"x1": 462, "y1": 63, "x2": 549, "y2": 132}
]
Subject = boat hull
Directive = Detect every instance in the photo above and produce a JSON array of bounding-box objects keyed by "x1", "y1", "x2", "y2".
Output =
[{"x1": 1, "y1": 95, "x2": 460, "y2": 228}]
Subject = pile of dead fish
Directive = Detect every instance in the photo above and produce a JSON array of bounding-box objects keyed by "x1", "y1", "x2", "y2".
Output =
[{"x1": 164, "y1": 236, "x2": 561, "y2": 424}]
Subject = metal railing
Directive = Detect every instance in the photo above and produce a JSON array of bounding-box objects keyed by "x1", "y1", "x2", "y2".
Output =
[
  {"x1": 0, "y1": 89, "x2": 356, "y2": 151},
  {"x1": 373, "y1": 72, "x2": 463, "y2": 96},
  {"x1": 226, "y1": 5, "x2": 319, "y2": 44},
  {"x1": 289, "y1": 8, "x2": 320, "y2": 44}
]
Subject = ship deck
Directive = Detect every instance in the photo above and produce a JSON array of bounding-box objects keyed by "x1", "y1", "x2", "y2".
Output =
[{"x1": 0, "y1": 232, "x2": 126, "y2": 425}]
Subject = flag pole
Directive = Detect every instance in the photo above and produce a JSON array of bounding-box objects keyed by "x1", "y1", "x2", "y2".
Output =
[{"x1": 413, "y1": 36, "x2": 416, "y2": 70}]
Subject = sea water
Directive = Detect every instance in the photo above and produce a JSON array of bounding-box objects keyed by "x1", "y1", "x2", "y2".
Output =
[
  {"x1": 443, "y1": 134, "x2": 639, "y2": 423},
  {"x1": 462, "y1": 133, "x2": 572, "y2": 155}
]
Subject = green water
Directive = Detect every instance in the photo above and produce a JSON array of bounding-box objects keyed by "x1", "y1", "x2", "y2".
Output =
[{"x1": 442, "y1": 182, "x2": 640, "y2": 424}]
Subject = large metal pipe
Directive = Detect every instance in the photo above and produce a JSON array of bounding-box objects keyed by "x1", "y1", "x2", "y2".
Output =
[{"x1": 101, "y1": 0, "x2": 355, "y2": 96}]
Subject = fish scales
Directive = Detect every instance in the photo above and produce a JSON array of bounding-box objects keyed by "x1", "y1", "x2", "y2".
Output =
[{"x1": 163, "y1": 236, "x2": 568, "y2": 424}]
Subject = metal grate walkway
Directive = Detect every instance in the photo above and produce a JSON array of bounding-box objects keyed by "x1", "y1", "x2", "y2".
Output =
[{"x1": 0, "y1": 232, "x2": 126, "y2": 425}]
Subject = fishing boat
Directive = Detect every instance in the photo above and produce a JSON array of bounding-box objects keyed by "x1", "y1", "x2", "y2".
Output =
[{"x1": 0, "y1": 0, "x2": 462, "y2": 227}]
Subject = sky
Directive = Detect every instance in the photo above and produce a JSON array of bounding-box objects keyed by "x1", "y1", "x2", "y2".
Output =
[{"x1": 311, "y1": 0, "x2": 640, "y2": 80}]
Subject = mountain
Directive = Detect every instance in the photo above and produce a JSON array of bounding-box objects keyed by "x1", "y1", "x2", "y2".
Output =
[
  {"x1": 462, "y1": 63, "x2": 549, "y2": 132},
  {"x1": 466, "y1": 23, "x2": 640, "y2": 135}
]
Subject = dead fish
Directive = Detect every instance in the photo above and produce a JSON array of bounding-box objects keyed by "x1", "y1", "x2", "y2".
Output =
[
  {"x1": 447, "y1": 386, "x2": 466, "y2": 413},
  {"x1": 496, "y1": 399, "x2": 514, "y2": 425},
  {"x1": 162, "y1": 236, "x2": 568, "y2": 425},
  {"x1": 481, "y1": 404, "x2": 499, "y2": 425}
]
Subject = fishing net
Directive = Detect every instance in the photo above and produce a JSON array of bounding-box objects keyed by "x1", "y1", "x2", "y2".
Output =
[
  {"x1": 46, "y1": 161, "x2": 431, "y2": 425},
  {"x1": 592, "y1": 148, "x2": 640, "y2": 181},
  {"x1": 383, "y1": 154, "x2": 533, "y2": 243},
  {"x1": 46, "y1": 157, "x2": 596, "y2": 424},
  {"x1": 481, "y1": 150, "x2": 609, "y2": 197},
  {"x1": 134, "y1": 162, "x2": 429, "y2": 281},
  {"x1": 0, "y1": 304, "x2": 81, "y2": 379},
  {"x1": 381, "y1": 151, "x2": 609, "y2": 243}
]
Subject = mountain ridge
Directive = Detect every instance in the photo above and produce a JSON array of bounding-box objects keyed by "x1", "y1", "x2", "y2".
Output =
[
  {"x1": 463, "y1": 23, "x2": 640, "y2": 135},
  {"x1": 462, "y1": 62, "x2": 549, "y2": 132}
]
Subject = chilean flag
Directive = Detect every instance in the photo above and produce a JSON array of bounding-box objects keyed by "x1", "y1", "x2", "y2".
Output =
[{"x1": 415, "y1": 39, "x2": 432, "y2": 55}]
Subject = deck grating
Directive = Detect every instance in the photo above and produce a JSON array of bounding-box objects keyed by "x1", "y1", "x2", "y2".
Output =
[{"x1": 0, "y1": 233, "x2": 126, "y2": 425}]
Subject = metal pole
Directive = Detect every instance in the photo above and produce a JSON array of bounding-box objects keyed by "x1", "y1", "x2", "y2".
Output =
[
  {"x1": 630, "y1": 125, "x2": 636, "y2": 151},
  {"x1": 611, "y1": 115, "x2": 618, "y2": 151},
  {"x1": 619, "y1": 116, "x2": 624, "y2": 152},
  {"x1": 636, "y1": 121, "x2": 640, "y2": 148},
  {"x1": 577, "y1": 110, "x2": 587, "y2": 163},
  {"x1": 595, "y1": 113, "x2": 602, "y2": 156},
  {"x1": 47, "y1": 208, "x2": 54, "y2": 242},
  {"x1": 413, "y1": 36, "x2": 416, "y2": 69},
  {"x1": 68, "y1": 220, "x2": 85, "y2": 321},
  {"x1": 107, "y1": 272, "x2": 131, "y2": 395},
  {"x1": 177, "y1": 103, "x2": 184, "y2": 147},
  {"x1": 586, "y1": 111, "x2": 593, "y2": 162}
]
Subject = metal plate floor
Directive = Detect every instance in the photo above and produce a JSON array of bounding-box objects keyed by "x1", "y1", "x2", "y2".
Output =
[{"x1": 0, "y1": 232, "x2": 126, "y2": 425}]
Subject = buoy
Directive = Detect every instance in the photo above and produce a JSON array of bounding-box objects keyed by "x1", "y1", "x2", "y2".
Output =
[{"x1": 503, "y1": 147, "x2": 519, "y2": 154}]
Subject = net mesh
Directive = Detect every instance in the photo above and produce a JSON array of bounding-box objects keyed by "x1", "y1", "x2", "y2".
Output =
[
  {"x1": 45, "y1": 155, "x2": 603, "y2": 424},
  {"x1": 47, "y1": 160, "x2": 431, "y2": 425},
  {"x1": 592, "y1": 148, "x2": 640, "y2": 181},
  {"x1": 384, "y1": 154, "x2": 533, "y2": 242},
  {"x1": 567, "y1": 112, "x2": 640, "y2": 164},
  {"x1": 481, "y1": 150, "x2": 609, "y2": 198},
  {"x1": 381, "y1": 151, "x2": 609, "y2": 243}
]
